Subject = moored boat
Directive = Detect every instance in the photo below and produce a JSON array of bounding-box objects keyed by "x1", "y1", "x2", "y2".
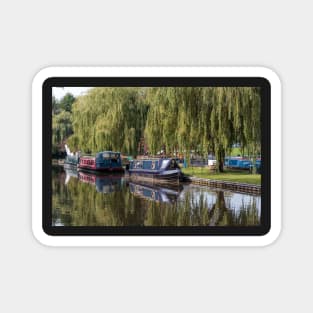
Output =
[
  {"x1": 128, "y1": 158, "x2": 182, "y2": 184},
  {"x1": 63, "y1": 144, "x2": 79, "y2": 167},
  {"x1": 224, "y1": 157, "x2": 252, "y2": 170},
  {"x1": 78, "y1": 151, "x2": 124, "y2": 172},
  {"x1": 224, "y1": 156, "x2": 261, "y2": 172},
  {"x1": 64, "y1": 155, "x2": 79, "y2": 167}
]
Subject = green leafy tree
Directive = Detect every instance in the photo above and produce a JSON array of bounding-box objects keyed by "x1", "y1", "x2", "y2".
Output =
[
  {"x1": 52, "y1": 111, "x2": 73, "y2": 154},
  {"x1": 61, "y1": 86, "x2": 261, "y2": 172},
  {"x1": 68, "y1": 87, "x2": 149, "y2": 155},
  {"x1": 52, "y1": 96, "x2": 59, "y2": 114},
  {"x1": 59, "y1": 93, "x2": 76, "y2": 112}
]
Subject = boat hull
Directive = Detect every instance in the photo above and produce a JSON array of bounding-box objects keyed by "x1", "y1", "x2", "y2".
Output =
[
  {"x1": 128, "y1": 169, "x2": 181, "y2": 184},
  {"x1": 64, "y1": 161, "x2": 78, "y2": 169},
  {"x1": 78, "y1": 165, "x2": 124, "y2": 173}
]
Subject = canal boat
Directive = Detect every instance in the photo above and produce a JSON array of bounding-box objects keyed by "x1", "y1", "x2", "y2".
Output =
[
  {"x1": 224, "y1": 156, "x2": 261, "y2": 173},
  {"x1": 128, "y1": 158, "x2": 182, "y2": 184},
  {"x1": 64, "y1": 144, "x2": 79, "y2": 167},
  {"x1": 224, "y1": 157, "x2": 252, "y2": 170},
  {"x1": 64, "y1": 154, "x2": 79, "y2": 167},
  {"x1": 78, "y1": 151, "x2": 124, "y2": 172},
  {"x1": 129, "y1": 181, "x2": 182, "y2": 203}
]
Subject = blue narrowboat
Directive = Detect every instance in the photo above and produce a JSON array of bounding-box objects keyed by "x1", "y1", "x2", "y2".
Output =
[
  {"x1": 128, "y1": 158, "x2": 182, "y2": 183},
  {"x1": 78, "y1": 151, "x2": 124, "y2": 172},
  {"x1": 224, "y1": 157, "x2": 252, "y2": 170},
  {"x1": 129, "y1": 182, "x2": 182, "y2": 203}
]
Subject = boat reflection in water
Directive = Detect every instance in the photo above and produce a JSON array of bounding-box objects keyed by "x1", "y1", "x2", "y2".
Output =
[
  {"x1": 65, "y1": 167, "x2": 181, "y2": 199},
  {"x1": 64, "y1": 167, "x2": 78, "y2": 185},
  {"x1": 77, "y1": 171, "x2": 123, "y2": 193},
  {"x1": 54, "y1": 167, "x2": 260, "y2": 227},
  {"x1": 129, "y1": 181, "x2": 182, "y2": 203}
]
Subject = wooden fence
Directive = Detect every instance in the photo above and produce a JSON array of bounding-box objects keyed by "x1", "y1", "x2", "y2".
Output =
[{"x1": 183, "y1": 176, "x2": 261, "y2": 195}]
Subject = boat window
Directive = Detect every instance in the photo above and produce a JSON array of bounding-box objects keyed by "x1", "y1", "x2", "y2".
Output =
[
  {"x1": 111, "y1": 153, "x2": 120, "y2": 163},
  {"x1": 103, "y1": 152, "x2": 110, "y2": 159},
  {"x1": 169, "y1": 159, "x2": 177, "y2": 169},
  {"x1": 134, "y1": 161, "x2": 143, "y2": 169},
  {"x1": 160, "y1": 159, "x2": 170, "y2": 170}
]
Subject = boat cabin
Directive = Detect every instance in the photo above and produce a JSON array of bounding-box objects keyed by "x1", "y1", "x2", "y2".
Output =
[
  {"x1": 224, "y1": 157, "x2": 252, "y2": 170},
  {"x1": 130, "y1": 158, "x2": 180, "y2": 171},
  {"x1": 129, "y1": 158, "x2": 181, "y2": 183},
  {"x1": 79, "y1": 151, "x2": 123, "y2": 171}
]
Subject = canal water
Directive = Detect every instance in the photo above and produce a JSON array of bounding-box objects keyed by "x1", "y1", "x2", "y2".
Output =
[{"x1": 52, "y1": 166, "x2": 261, "y2": 227}]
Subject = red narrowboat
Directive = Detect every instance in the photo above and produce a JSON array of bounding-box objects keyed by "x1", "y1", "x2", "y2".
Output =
[{"x1": 78, "y1": 151, "x2": 124, "y2": 172}]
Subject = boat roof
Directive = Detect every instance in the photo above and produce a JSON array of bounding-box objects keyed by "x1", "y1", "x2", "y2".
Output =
[
  {"x1": 96, "y1": 151, "x2": 121, "y2": 155},
  {"x1": 132, "y1": 157, "x2": 174, "y2": 161}
]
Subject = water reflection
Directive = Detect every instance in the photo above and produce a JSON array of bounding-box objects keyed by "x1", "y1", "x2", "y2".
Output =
[
  {"x1": 52, "y1": 167, "x2": 261, "y2": 227},
  {"x1": 78, "y1": 171, "x2": 123, "y2": 193},
  {"x1": 129, "y1": 181, "x2": 182, "y2": 203}
]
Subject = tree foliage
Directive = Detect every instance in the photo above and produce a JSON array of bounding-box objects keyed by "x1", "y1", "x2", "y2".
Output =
[
  {"x1": 59, "y1": 92, "x2": 76, "y2": 112},
  {"x1": 52, "y1": 93, "x2": 76, "y2": 154},
  {"x1": 52, "y1": 110, "x2": 73, "y2": 154},
  {"x1": 58, "y1": 86, "x2": 261, "y2": 172},
  {"x1": 68, "y1": 87, "x2": 149, "y2": 155},
  {"x1": 144, "y1": 87, "x2": 261, "y2": 171}
]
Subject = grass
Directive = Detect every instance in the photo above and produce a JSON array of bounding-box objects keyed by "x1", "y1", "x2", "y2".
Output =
[
  {"x1": 182, "y1": 167, "x2": 261, "y2": 185},
  {"x1": 230, "y1": 147, "x2": 242, "y2": 157}
]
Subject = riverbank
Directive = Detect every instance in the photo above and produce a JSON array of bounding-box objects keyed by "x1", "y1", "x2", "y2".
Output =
[{"x1": 182, "y1": 167, "x2": 261, "y2": 185}]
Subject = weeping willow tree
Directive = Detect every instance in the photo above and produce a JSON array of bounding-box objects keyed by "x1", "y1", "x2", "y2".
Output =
[
  {"x1": 144, "y1": 87, "x2": 261, "y2": 172},
  {"x1": 68, "y1": 87, "x2": 149, "y2": 155},
  {"x1": 144, "y1": 87, "x2": 205, "y2": 162},
  {"x1": 144, "y1": 87, "x2": 179, "y2": 154},
  {"x1": 63, "y1": 86, "x2": 260, "y2": 172},
  {"x1": 52, "y1": 93, "x2": 76, "y2": 155},
  {"x1": 52, "y1": 110, "x2": 73, "y2": 154},
  {"x1": 202, "y1": 87, "x2": 261, "y2": 171},
  {"x1": 216, "y1": 87, "x2": 261, "y2": 171}
]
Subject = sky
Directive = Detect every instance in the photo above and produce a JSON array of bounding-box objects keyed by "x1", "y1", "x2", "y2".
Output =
[{"x1": 52, "y1": 87, "x2": 92, "y2": 100}]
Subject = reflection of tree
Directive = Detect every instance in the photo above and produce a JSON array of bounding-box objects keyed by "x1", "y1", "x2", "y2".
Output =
[
  {"x1": 232, "y1": 199, "x2": 259, "y2": 226},
  {"x1": 52, "y1": 171, "x2": 147, "y2": 226},
  {"x1": 207, "y1": 191, "x2": 260, "y2": 226},
  {"x1": 52, "y1": 169, "x2": 260, "y2": 227},
  {"x1": 208, "y1": 191, "x2": 227, "y2": 226}
]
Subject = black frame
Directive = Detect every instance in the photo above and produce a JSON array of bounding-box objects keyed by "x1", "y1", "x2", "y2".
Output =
[{"x1": 43, "y1": 77, "x2": 270, "y2": 236}]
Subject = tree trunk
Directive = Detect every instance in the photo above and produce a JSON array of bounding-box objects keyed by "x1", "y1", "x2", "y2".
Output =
[{"x1": 217, "y1": 149, "x2": 225, "y2": 172}]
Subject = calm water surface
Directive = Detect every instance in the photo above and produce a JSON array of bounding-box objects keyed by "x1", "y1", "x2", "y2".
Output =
[{"x1": 52, "y1": 166, "x2": 261, "y2": 227}]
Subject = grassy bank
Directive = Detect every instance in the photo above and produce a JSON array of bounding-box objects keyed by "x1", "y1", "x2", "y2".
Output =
[{"x1": 182, "y1": 167, "x2": 261, "y2": 185}]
